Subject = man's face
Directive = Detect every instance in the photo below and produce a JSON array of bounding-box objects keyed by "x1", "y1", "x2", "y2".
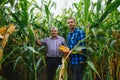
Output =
[
  {"x1": 67, "y1": 19, "x2": 76, "y2": 29},
  {"x1": 51, "y1": 29, "x2": 58, "y2": 38}
]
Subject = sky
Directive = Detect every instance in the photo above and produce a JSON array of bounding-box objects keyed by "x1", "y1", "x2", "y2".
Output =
[
  {"x1": 47, "y1": 0, "x2": 103, "y2": 16},
  {"x1": 35, "y1": 0, "x2": 120, "y2": 17},
  {"x1": 35, "y1": 0, "x2": 82, "y2": 16},
  {"x1": 51, "y1": 0, "x2": 80, "y2": 16}
]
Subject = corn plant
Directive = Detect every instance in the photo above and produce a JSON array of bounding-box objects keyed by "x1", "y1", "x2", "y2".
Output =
[
  {"x1": 0, "y1": 0, "x2": 120, "y2": 80},
  {"x1": 54, "y1": 0, "x2": 120, "y2": 80}
]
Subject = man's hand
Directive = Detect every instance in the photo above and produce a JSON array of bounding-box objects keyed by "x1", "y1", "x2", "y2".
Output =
[
  {"x1": 63, "y1": 47, "x2": 70, "y2": 54},
  {"x1": 36, "y1": 39, "x2": 42, "y2": 46},
  {"x1": 58, "y1": 45, "x2": 70, "y2": 54}
]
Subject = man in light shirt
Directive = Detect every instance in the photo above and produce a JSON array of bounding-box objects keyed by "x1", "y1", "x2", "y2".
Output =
[{"x1": 36, "y1": 26, "x2": 68, "y2": 80}]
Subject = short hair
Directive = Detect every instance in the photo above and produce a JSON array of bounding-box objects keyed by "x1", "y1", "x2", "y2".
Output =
[
  {"x1": 50, "y1": 26, "x2": 58, "y2": 31},
  {"x1": 67, "y1": 17, "x2": 75, "y2": 22}
]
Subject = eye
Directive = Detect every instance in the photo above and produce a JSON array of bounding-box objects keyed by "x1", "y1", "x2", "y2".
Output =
[
  {"x1": 70, "y1": 21, "x2": 73, "y2": 23},
  {"x1": 67, "y1": 22, "x2": 70, "y2": 24}
]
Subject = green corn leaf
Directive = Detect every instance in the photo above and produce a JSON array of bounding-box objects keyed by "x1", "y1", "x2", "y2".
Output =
[
  {"x1": 9, "y1": 0, "x2": 15, "y2": 6},
  {"x1": 0, "y1": 47, "x2": 19, "y2": 64},
  {"x1": 28, "y1": 47, "x2": 38, "y2": 54},
  {"x1": 0, "y1": 76, "x2": 7, "y2": 80},
  {"x1": 72, "y1": 46, "x2": 94, "y2": 53},
  {"x1": 84, "y1": 0, "x2": 90, "y2": 24},
  {"x1": 91, "y1": 0, "x2": 120, "y2": 28},
  {"x1": 73, "y1": 3, "x2": 79, "y2": 10},
  {"x1": 44, "y1": 4, "x2": 50, "y2": 20},
  {"x1": 96, "y1": 0, "x2": 101, "y2": 20},
  {"x1": 87, "y1": 61, "x2": 100, "y2": 78},
  {"x1": 35, "y1": 58, "x2": 42, "y2": 70},
  {"x1": 106, "y1": 0, "x2": 113, "y2": 6},
  {"x1": 28, "y1": 26, "x2": 35, "y2": 46},
  {"x1": 72, "y1": 46, "x2": 85, "y2": 52},
  {"x1": 13, "y1": 56, "x2": 22, "y2": 71}
]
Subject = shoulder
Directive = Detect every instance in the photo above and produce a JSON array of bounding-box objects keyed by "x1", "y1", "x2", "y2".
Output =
[
  {"x1": 57, "y1": 36, "x2": 66, "y2": 42},
  {"x1": 76, "y1": 27, "x2": 85, "y2": 34},
  {"x1": 58, "y1": 36, "x2": 65, "y2": 40},
  {"x1": 68, "y1": 32, "x2": 71, "y2": 35},
  {"x1": 43, "y1": 37, "x2": 51, "y2": 41}
]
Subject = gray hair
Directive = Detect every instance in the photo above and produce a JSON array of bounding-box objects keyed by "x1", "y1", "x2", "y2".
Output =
[{"x1": 50, "y1": 26, "x2": 58, "y2": 31}]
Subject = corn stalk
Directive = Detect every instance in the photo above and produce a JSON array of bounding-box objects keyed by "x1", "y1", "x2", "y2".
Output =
[
  {"x1": 58, "y1": 35, "x2": 100, "y2": 80},
  {"x1": 0, "y1": 24, "x2": 15, "y2": 70}
]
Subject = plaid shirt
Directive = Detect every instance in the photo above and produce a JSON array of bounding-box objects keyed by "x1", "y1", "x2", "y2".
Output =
[
  {"x1": 41, "y1": 36, "x2": 66, "y2": 57},
  {"x1": 67, "y1": 27, "x2": 85, "y2": 65}
]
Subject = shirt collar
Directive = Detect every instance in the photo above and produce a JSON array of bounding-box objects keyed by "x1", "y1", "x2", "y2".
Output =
[
  {"x1": 69, "y1": 27, "x2": 78, "y2": 34},
  {"x1": 50, "y1": 35, "x2": 59, "y2": 39}
]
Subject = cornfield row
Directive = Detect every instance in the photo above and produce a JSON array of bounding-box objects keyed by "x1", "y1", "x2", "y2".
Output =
[{"x1": 0, "y1": 0, "x2": 120, "y2": 80}]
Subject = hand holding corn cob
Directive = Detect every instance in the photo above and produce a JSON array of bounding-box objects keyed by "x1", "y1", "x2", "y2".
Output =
[{"x1": 58, "y1": 45, "x2": 70, "y2": 54}]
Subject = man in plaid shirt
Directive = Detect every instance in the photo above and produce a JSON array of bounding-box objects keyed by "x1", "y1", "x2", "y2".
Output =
[{"x1": 67, "y1": 18, "x2": 86, "y2": 80}]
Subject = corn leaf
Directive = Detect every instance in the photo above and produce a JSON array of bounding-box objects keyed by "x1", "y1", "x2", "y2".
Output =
[
  {"x1": 96, "y1": 0, "x2": 101, "y2": 20},
  {"x1": 0, "y1": 47, "x2": 19, "y2": 64},
  {"x1": 84, "y1": 0, "x2": 90, "y2": 23},
  {"x1": 91, "y1": 0, "x2": 120, "y2": 28},
  {"x1": 28, "y1": 26, "x2": 35, "y2": 46},
  {"x1": 13, "y1": 56, "x2": 22, "y2": 71},
  {"x1": 72, "y1": 46, "x2": 94, "y2": 53},
  {"x1": 86, "y1": 61, "x2": 100, "y2": 78},
  {"x1": 28, "y1": 47, "x2": 38, "y2": 54},
  {"x1": 35, "y1": 58, "x2": 42, "y2": 70},
  {"x1": 0, "y1": 76, "x2": 7, "y2": 80}
]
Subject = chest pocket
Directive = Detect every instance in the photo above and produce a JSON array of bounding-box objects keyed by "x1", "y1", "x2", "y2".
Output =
[
  {"x1": 71, "y1": 33, "x2": 78, "y2": 45},
  {"x1": 76, "y1": 32, "x2": 79, "y2": 43}
]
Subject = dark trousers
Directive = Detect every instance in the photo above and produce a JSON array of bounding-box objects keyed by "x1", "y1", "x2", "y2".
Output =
[
  {"x1": 71, "y1": 63, "x2": 85, "y2": 80},
  {"x1": 46, "y1": 57, "x2": 62, "y2": 80}
]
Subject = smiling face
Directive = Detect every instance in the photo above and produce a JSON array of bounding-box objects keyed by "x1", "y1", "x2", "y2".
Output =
[
  {"x1": 51, "y1": 27, "x2": 58, "y2": 38},
  {"x1": 67, "y1": 18, "x2": 76, "y2": 30}
]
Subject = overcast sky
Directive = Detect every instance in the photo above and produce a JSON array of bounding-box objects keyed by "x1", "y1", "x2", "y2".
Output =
[
  {"x1": 50, "y1": 0, "x2": 100, "y2": 16},
  {"x1": 35, "y1": 0, "x2": 120, "y2": 16},
  {"x1": 51, "y1": 0, "x2": 80, "y2": 16}
]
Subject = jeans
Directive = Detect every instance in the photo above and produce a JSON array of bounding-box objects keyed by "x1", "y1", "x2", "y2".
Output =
[{"x1": 71, "y1": 63, "x2": 85, "y2": 80}]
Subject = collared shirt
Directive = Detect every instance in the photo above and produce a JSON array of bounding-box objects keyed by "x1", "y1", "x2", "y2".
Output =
[
  {"x1": 41, "y1": 36, "x2": 66, "y2": 57},
  {"x1": 67, "y1": 27, "x2": 85, "y2": 65}
]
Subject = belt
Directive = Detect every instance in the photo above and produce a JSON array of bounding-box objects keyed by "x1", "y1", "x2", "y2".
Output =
[{"x1": 46, "y1": 57, "x2": 61, "y2": 59}]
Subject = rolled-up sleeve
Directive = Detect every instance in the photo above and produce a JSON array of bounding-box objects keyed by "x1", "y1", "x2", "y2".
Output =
[{"x1": 41, "y1": 38, "x2": 47, "y2": 45}]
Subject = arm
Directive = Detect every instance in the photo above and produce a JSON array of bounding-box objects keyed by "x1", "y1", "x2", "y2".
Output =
[
  {"x1": 61, "y1": 38, "x2": 70, "y2": 54},
  {"x1": 36, "y1": 37, "x2": 47, "y2": 46},
  {"x1": 36, "y1": 39, "x2": 42, "y2": 46},
  {"x1": 78, "y1": 30, "x2": 86, "y2": 53},
  {"x1": 62, "y1": 39, "x2": 67, "y2": 47}
]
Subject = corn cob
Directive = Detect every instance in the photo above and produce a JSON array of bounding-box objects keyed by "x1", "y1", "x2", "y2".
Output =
[
  {"x1": 0, "y1": 24, "x2": 15, "y2": 71},
  {"x1": 1, "y1": 24, "x2": 15, "y2": 49},
  {"x1": 0, "y1": 48, "x2": 3, "y2": 70},
  {"x1": 6, "y1": 24, "x2": 15, "y2": 34},
  {"x1": 0, "y1": 27, "x2": 7, "y2": 35},
  {"x1": 58, "y1": 45, "x2": 70, "y2": 53}
]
